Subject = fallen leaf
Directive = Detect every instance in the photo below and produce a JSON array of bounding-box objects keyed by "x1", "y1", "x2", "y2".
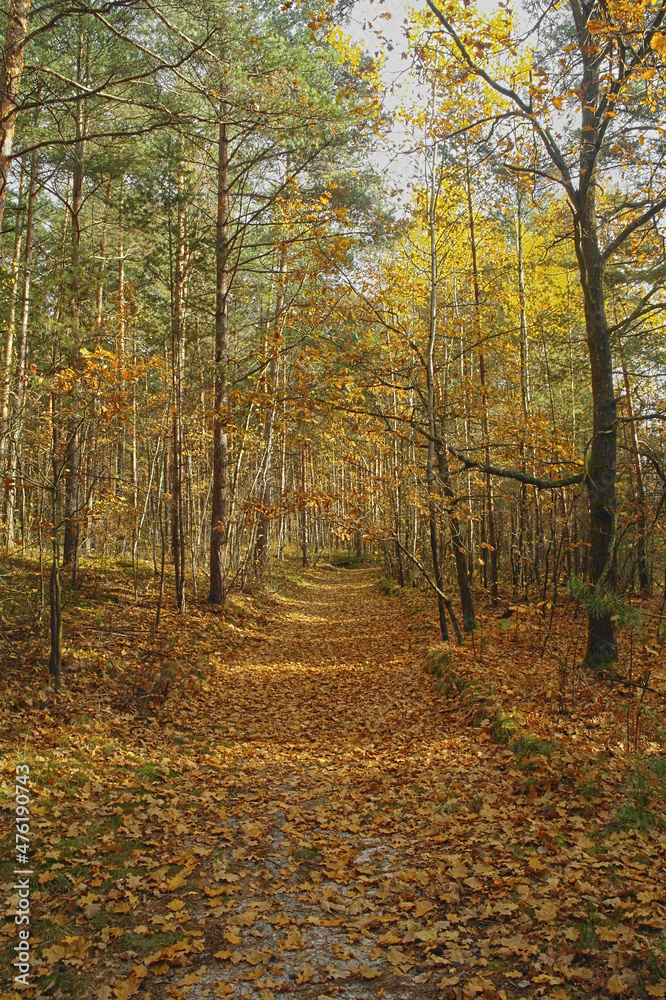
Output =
[
  {"x1": 534, "y1": 901, "x2": 558, "y2": 922},
  {"x1": 279, "y1": 927, "x2": 304, "y2": 950},
  {"x1": 296, "y1": 962, "x2": 315, "y2": 984},
  {"x1": 354, "y1": 963, "x2": 381, "y2": 979}
]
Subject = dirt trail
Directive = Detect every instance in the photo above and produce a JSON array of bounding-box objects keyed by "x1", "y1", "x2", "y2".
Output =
[{"x1": 184, "y1": 565, "x2": 505, "y2": 1000}]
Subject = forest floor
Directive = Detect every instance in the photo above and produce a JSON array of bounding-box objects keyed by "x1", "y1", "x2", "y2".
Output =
[{"x1": 1, "y1": 559, "x2": 665, "y2": 1000}]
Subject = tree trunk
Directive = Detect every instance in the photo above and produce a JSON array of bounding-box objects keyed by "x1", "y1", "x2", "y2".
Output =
[
  {"x1": 117, "y1": 174, "x2": 126, "y2": 489},
  {"x1": 515, "y1": 191, "x2": 531, "y2": 600},
  {"x1": 426, "y1": 166, "x2": 449, "y2": 642},
  {"x1": 96, "y1": 178, "x2": 112, "y2": 327},
  {"x1": 171, "y1": 167, "x2": 187, "y2": 612},
  {"x1": 0, "y1": 0, "x2": 32, "y2": 237},
  {"x1": 300, "y1": 441, "x2": 309, "y2": 567},
  {"x1": 622, "y1": 363, "x2": 649, "y2": 594},
  {"x1": 257, "y1": 243, "x2": 288, "y2": 567},
  {"x1": 5, "y1": 150, "x2": 35, "y2": 546},
  {"x1": 465, "y1": 150, "x2": 498, "y2": 602},
  {"x1": 209, "y1": 113, "x2": 230, "y2": 604},
  {"x1": 570, "y1": 40, "x2": 619, "y2": 666},
  {"x1": 62, "y1": 33, "x2": 86, "y2": 582},
  {"x1": 436, "y1": 448, "x2": 476, "y2": 630},
  {"x1": 574, "y1": 199, "x2": 617, "y2": 664},
  {"x1": 49, "y1": 403, "x2": 61, "y2": 691},
  {"x1": 0, "y1": 157, "x2": 25, "y2": 480}
]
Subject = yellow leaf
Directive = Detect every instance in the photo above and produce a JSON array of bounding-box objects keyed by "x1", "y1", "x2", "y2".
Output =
[
  {"x1": 113, "y1": 977, "x2": 141, "y2": 1000},
  {"x1": 651, "y1": 31, "x2": 666, "y2": 52},
  {"x1": 535, "y1": 901, "x2": 558, "y2": 922},
  {"x1": 296, "y1": 962, "x2": 314, "y2": 984},
  {"x1": 149, "y1": 962, "x2": 170, "y2": 974},
  {"x1": 598, "y1": 928, "x2": 620, "y2": 942},
  {"x1": 387, "y1": 946, "x2": 413, "y2": 970},
  {"x1": 413, "y1": 900, "x2": 434, "y2": 918},
  {"x1": 42, "y1": 944, "x2": 66, "y2": 966},
  {"x1": 325, "y1": 965, "x2": 351, "y2": 980},
  {"x1": 245, "y1": 949, "x2": 271, "y2": 966},
  {"x1": 177, "y1": 969, "x2": 204, "y2": 987},
  {"x1": 355, "y1": 963, "x2": 380, "y2": 979},
  {"x1": 279, "y1": 927, "x2": 304, "y2": 950}
]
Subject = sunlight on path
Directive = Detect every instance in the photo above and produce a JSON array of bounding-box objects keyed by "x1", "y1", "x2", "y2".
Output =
[{"x1": 177, "y1": 568, "x2": 515, "y2": 1000}]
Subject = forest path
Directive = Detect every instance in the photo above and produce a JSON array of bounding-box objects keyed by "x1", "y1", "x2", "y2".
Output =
[{"x1": 165, "y1": 567, "x2": 519, "y2": 1000}]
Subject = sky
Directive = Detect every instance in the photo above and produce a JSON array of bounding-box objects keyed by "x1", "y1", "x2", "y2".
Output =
[
  {"x1": 343, "y1": 0, "x2": 506, "y2": 185},
  {"x1": 345, "y1": 0, "x2": 503, "y2": 87}
]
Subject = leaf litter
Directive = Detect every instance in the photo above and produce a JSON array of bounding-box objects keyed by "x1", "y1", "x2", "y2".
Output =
[{"x1": 0, "y1": 564, "x2": 665, "y2": 1000}]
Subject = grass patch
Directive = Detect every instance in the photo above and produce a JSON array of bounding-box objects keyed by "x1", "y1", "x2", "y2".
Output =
[
  {"x1": 379, "y1": 575, "x2": 400, "y2": 597},
  {"x1": 136, "y1": 762, "x2": 163, "y2": 781},
  {"x1": 293, "y1": 846, "x2": 322, "y2": 862},
  {"x1": 511, "y1": 733, "x2": 553, "y2": 759},
  {"x1": 438, "y1": 798, "x2": 461, "y2": 815},
  {"x1": 120, "y1": 928, "x2": 183, "y2": 953},
  {"x1": 609, "y1": 755, "x2": 666, "y2": 832}
]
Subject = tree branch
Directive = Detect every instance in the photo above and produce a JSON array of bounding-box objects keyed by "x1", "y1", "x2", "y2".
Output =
[
  {"x1": 391, "y1": 535, "x2": 463, "y2": 644},
  {"x1": 603, "y1": 198, "x2": 666, "y2": 261},
  {"x1": 447, "y1": 445, "x2": 585, "y2": 488}
]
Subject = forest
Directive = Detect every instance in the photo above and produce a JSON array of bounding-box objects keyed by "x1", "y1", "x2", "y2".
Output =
[{"x1": 0, "y1": 0, "x2": 665, "y2": 998}]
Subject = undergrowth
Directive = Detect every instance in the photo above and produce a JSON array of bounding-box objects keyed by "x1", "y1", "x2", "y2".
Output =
[
  {"x1": 424, "y1": 646, "x2": 553, "y2": 758},
  {"x1": 610, "y1": 754, "x2": 666, "y2": 832}
]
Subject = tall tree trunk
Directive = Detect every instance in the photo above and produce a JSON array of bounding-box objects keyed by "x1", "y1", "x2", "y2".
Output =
[
  {"x1": 257, "y1": 243, "x2": 288, "y2": 567},
  {"x1": 515, "y1": 191, "x2": 530, "y2": 599},
  {"x1": 62, "y1": 30, "x2": 86, "y2": 582},
  {"x1": 465, "y1": 151, "x2": 498, "y2": 601},
  {"x1": 0, "y1": 0, "x2": 32, "y2": 237},
  {"x1": 209, "y1": 113, "x2": 230, "y2": 604},
  {"x1": 574, "y1": 52, "x2": 618, "y2": 666},
  {"x1": 172, "y1": 167, "x2": 186, "y2": 612},
  {"x1": 426, "y1": 163, "x2": 449, "y2": 642},
  {"x1": 49, "y1": 387, "x2": 62, "y2": 691},
  {"x1": 622, "y1": 363, "x2": 649, "y2": 594},
  {"x1": 0, "y1": 157, "x2": 25, "y2": 480},
  {"x1": 5, "y1": 150, "x2": 35, "y2": 546},
  {"x1": 436, "y1": 448, "x2": 476, "y2": 630},
  {"x1": 117, "y1": 174, "x2": 126, "y2": 486},
  {"x1": 96, "y1": 178, "x2": 112, "y2": 327},
  {"x1": 300, "y1": 440, "x2": 309, "y2": 567}
]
